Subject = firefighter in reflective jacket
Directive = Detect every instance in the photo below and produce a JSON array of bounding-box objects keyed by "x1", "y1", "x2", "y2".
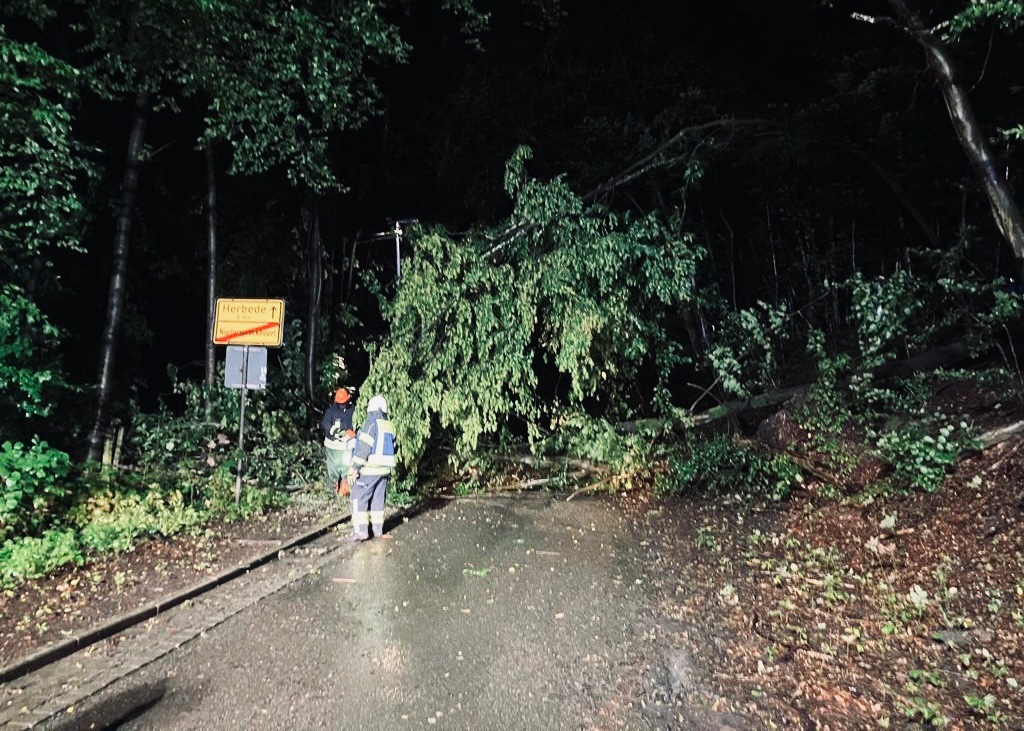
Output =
[
  {"x1": 322, "y1": 388, "x2": 356, "y2": 498},
  {"x1": 346, "y1": 394, "x2": 397, "y2": 541}
]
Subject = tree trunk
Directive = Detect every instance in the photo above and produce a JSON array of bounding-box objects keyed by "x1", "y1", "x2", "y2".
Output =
[
  {"x1": 86, "y1": 90, "x2": 150, "y2": 464},
  {"x1": 344, "y1": 238, "x2": 358, "y2": 305},
  {"x1": 680, "y1": 304, "x2": 706, "y2": 360},
  {"x1": 887, "y1": 0, "x2": 1024, "y2": 277},
  {"x1": 305, "y1": 196, "x2": 322, "y2": 404},
  {"x1": 204, "y1": 142, "x2": 218, "y2": 418},
  {"x1": 618, "y1": 342, "x2": 970, "y2": 435}
]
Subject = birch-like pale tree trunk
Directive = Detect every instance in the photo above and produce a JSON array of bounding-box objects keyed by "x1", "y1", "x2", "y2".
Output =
[
  {"x1": 86, "y1": 90, "x2": 150, "y2": 463},
  {"x1": 887, "y1": 0, "x2": 1024, "y2": 277}
]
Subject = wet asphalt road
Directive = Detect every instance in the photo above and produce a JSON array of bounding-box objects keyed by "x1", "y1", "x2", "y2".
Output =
[{"x1": 58, "y1": 494, "x2": 681, "y2": 730}]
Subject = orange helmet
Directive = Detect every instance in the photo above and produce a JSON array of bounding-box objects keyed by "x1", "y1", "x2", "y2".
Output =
[{"x1": 334, "y1": 388, "x2": 351, "y2": 404}]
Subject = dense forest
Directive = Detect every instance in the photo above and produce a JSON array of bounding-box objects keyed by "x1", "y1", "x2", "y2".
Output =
[{"x1": 2, "y1": 0, "x2": 1024, "y2": 569}]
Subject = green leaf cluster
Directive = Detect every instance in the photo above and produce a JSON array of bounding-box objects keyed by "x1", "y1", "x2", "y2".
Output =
[
  {"x1": 655, "y1": 434, "x2": 801, "y2": 502},
  {"x1": 939, "y1": 0, "x2": 1024, "y2": 41},
  {"x1": 707, "y1": 301, "x2": 789, "y2": 398},
  {"x1": 193, "y1": 0, "x2": 408, "y2": 191},
  {"x1": 873, "y1": 417, "x2": 980, "y2": 493},
  {"x1": 0, "y1": 24, "x2": 91, "y2": 259},
  {"x1": 0, "y1": 437, "x2": 71, "y2": 540},
  {"x1": 0, "y1": 469, "x2": 288, "y2": 589},
  {"x1": 0, "y1": 285, "x2": 63, "y2": 419},
  {"x1": 69, "y1": 487, "x2": 203, "y2": 553},
  {"x1": 0, "y1": 20, "x2": 93, "y2": 426},
  {"x1": 361, "y1": 146, "x2": 704, "y2": 471},
  {"x1": 0, "y1": 527, "x2": 83, "y2": 588}
]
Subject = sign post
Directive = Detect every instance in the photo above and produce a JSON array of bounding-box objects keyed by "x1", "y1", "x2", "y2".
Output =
[
  {"x1": 224, "y1": 345, "x2": 268, "y2": 504},
  {"x1": 214, "y1": 299, "x2": 284, "y2": 505},
  {"x1": 236, "y1": 350, "x2": 246, "y2": 506}
]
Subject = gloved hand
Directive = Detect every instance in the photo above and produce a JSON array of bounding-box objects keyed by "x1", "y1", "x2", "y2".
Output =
[
  {"x1": 347, "y1": 469, "x2": 359, "y2": 484},
  {"x1": 336, "y1": 478, "x2": 350, "y2": 497}
]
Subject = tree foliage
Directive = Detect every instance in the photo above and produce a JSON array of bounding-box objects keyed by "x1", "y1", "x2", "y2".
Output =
[
  {"x1": 0, "y1": 18, "x2": 92, "y2": 422},
  {"x1": 939, "y1": 0, "x2": 1024, "y2": 40},
  {"x1": 0, "y1": 26, "x2": 90, "y2": 259},
  {"x1": 361, "y1": 146, "x2": 703, "y2": 470},
  {"x1": 191, "y1": 1, "x2": 408, "y2": 192},
  {"x1": 0, "y1": 287, "x2": 63, "y2": 419},
  {"x1": 77, "y1": 0, "x2": 410, "y2": 191}
]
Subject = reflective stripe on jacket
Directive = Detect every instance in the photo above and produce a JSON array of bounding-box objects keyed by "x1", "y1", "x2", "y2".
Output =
[
  {"x1": 351, "y1": 414, "x2": 397, "y2": 476},
  {"x1": 324, "y1": 434, "x2": 353, "y2": 450}
]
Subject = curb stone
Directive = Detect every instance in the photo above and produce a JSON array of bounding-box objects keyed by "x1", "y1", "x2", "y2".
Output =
[
  {"x1": 1, "y1": 501, "x2": 427, "y2": 729},
  {"x1": 0, "y1": 514, "x2": 384, "y2": 730},
  {"x1": 0, "y1": 511, "x2": 351, "y2": 685}
]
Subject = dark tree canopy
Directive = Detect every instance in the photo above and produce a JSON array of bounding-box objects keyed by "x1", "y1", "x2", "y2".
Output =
[{"x1": 1, "y1": 0, "x2": 1022, "y2": 469}]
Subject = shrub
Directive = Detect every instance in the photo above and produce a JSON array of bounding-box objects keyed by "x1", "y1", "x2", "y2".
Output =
[
  {"x1": 551, "y1": 412, "x2": 652, "y2": 471},
  {"x1": 873, "y1": 417, "x2": 979, "y2": 493},
  {"x1": 0, "y1": 285, "x2": 67, "y2": 422},
  {"x1": 707, "y1": 301, "x2": 790, "y2": 398},
  {"x1": 0, "y1": 528, "x2": 84, "y2": 588},
  {"x1": 201, "y1": 482, "x2": 290, "y2": 521},
  {"x1": 656, "y1": 435, "x2": 802, "y2": 501},
  {"x1": 127, "y1": 353, "x2": 322, "y2": 496},
  {"x1": 71, "y1": 488, "x2": 204, "y2": 553},
  {"x1": 0, "y1": 437, "x2": 71, "y2": 540}
]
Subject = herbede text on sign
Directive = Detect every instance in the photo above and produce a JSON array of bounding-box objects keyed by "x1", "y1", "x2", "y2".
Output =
[{"x1": 213, "y1": 298, "x2": 285, "y2": 347}]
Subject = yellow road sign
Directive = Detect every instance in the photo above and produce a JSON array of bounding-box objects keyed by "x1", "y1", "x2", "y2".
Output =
[{"x1": 213, "y1": 298, "x2": 285, "y2": 347}]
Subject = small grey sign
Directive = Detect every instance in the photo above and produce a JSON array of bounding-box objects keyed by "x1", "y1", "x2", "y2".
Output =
[{"x1": 225, "y1": 346, "x2": 267, "y2": 390}]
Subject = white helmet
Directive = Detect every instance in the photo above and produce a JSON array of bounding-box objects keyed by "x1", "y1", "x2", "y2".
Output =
[{"x1": 367, "y1": 394, "x2": 388, "y2": 413}]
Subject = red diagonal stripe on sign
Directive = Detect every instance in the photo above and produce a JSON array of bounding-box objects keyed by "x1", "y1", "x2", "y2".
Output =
[{"x1": 215, "y1": 322, "x2": 279, "y2": 343}]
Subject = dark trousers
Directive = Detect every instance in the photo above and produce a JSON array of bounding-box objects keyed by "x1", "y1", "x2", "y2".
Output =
[{"x1": 350, "y1": 474, "x2": 388, "y2": 538}]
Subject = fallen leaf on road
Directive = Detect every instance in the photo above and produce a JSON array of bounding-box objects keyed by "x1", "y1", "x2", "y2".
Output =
[{"x1": 332, "y1": 577, "x2": 357, "y2": 584}]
